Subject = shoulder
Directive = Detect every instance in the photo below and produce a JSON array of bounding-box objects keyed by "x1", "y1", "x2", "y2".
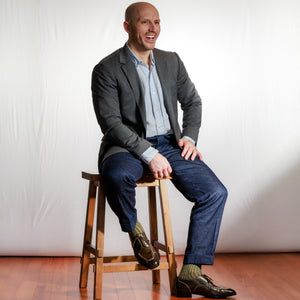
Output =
[
  {"x1": 93, "y1": 47, "x2": 123, "y2": 72},
  {"x1": 153, "y1": 48, "x2": 179, "y2": 60},
  {"x1": 153, "y1": 48, "x2": 186, "y2": 77},
  {"x1": 153, "y1": 48, "x2": 184, "y2": 68}
]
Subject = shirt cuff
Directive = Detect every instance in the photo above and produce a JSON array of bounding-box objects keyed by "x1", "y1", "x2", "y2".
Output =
[
  {"x1": 140, "y1": 146, "x2": 159, "y2": 164},
  {"x1": 182, "y1": 136, "x2": 195, "y2": 144}
]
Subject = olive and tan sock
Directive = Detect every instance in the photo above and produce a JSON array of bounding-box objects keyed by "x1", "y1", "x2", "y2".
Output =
[
  {"x1": 131, "y1": 220, "x2": 144, "y2": 236},
  {"x1": 179, "y1": 264, "x2": 202, "y2": 280}
]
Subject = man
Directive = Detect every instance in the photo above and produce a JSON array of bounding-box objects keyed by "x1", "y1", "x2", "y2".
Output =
[{"x1": 92, "y1": 2, "x2": 236, "y2": 298}]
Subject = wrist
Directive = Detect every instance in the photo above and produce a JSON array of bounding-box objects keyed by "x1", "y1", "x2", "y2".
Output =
[{"x1": 141, "y1": 147, "x2": 158, "y2": 164}]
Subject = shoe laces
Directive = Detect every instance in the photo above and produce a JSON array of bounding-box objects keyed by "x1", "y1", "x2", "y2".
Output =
[
  {"x1": 202, "y1": 274, "x2": 215, "y2": 285},
  {"x1": 132, "y1": 233, "x2": 150, "y2": 247}
]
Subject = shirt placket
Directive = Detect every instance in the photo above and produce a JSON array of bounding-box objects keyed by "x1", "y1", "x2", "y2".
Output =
[{"x1": 149, "y1": 66, "x2": 164, "y2": 136}]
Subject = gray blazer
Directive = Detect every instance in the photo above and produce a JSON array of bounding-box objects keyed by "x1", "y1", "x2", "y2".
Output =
[{"x1": 92, "y1": 44, "x2": 202, "y2": 164}]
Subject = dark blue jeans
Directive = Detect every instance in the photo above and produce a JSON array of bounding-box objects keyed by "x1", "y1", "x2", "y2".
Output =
[{"x1": 101, "y1": 134, "x2": 227, "y2": 265}]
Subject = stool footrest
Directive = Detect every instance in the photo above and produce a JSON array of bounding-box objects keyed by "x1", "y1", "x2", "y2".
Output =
[
  {"x1": 86, "y1": 242, "x2": 171, "y2": 260},
  {"x1": 104, "y1": 255, "x2": 137, "y2": 263},
  {"x1": 103, "y1": 261, "x2": 170, "y2": 273},
  {"x1": 154, "y1": 241, "x2": 167, "y2": 252},
  {"x1": 86, "y1": 244, "x2": 102, "y2": 258},
  {"x1": 88, "y1": 255, "x2": 138, "y2": 264}
]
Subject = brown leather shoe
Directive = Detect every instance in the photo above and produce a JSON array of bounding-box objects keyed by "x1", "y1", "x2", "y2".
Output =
[
  {"x1": 176, "y1": 274, "x2": 236, "y2": 298},
  {"x1": 129, "y1": 232, "x2": 159, "y2": 269}
]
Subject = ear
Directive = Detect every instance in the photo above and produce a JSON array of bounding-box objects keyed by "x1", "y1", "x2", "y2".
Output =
[{"x1": 123, "y1": 21, "x2": 131, "y2": 34}]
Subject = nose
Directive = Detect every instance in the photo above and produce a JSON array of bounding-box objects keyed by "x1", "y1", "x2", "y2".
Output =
[{"x1": 148, "y1": 21, "x2": 156, "y2": 31}]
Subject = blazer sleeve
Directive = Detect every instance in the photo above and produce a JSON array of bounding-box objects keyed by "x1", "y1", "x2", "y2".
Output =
[
  {"x1": 92, "y1": 62, "x2": 152, "y2": 158},
  {"x1": 175, "y1": 53, "x2": 202, "y2": 144}
]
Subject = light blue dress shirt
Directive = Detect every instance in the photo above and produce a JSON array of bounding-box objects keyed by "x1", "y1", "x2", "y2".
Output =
[{"x1": 127, "y1": 45, "x2": 194, "y2": 164}]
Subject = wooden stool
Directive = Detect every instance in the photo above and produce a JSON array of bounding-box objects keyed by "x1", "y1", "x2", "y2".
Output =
[{"x1": 79, "y1": 172, "x2": 177, "y2": 300}]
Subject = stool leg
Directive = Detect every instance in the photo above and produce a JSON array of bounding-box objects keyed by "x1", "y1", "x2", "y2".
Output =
[
  {"x1": 80, "y1": 181, "x2": 97, "y2": 289},
  {"x1": 159, "y1": 179, "x2": 177, "y2": 296},
  {"x1": 148, "y1": 186, "x2": 160, "y2": 284},
  {"x1": 94, "y1": 184, "x2": 106, "y2": 300}
]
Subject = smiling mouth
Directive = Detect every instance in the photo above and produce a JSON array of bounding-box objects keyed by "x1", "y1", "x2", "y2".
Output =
[{"x1": 146, "y1": 34, "x2": 156, "y2": 40}]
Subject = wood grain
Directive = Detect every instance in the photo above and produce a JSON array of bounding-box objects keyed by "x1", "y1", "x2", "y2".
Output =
[{"x1": 0, "y1": 253, "x2": 299, "y2": 299}]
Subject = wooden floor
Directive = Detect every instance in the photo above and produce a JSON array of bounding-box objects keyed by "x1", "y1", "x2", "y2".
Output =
[{"x1": 0, "y1": 253, "x2": 299, "y2": 300}]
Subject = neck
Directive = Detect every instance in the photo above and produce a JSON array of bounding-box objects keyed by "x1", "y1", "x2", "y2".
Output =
[{"x1": 128, "y1": 42, "x2": 152, "y2": 67}]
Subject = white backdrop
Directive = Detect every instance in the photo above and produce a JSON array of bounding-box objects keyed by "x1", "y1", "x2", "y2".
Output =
[{"x1": 1, "y1": 0, "x2": 300, "y2": 256}]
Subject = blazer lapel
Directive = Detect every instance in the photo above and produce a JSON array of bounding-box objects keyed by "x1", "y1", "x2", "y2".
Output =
[{"x1": 120, "y1": 46, "x2": 147, "y2": 131}]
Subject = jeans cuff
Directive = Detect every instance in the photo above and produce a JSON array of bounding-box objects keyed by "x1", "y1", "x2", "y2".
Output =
[
  {"x1": 183, "y1": 254, "x2": 214, "y2": 265},
  {"x1": 120, "y1": 215, "x2": 137, "y2": 233}
]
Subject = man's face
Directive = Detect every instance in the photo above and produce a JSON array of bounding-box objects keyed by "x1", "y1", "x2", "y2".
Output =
[{"x1": 125, "y1": 4, "x2": 160, "y2": 52}]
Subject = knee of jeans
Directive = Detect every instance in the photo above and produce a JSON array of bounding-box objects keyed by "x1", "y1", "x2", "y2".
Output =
[
  {"x1": 102, "y1": 169, "x2": 136, "y2": 192},
  {"x1": 215, "y1": 183, "x2": 228, "y2": 203}
]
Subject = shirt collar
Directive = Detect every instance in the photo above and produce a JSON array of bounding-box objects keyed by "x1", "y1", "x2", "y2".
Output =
[{"x1": 126, "y1": 43, "x2": 155, "y2": 67}]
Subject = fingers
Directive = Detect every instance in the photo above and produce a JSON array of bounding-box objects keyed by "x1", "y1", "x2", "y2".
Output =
[
  {"x1": 197, "y1": 151, "x2": 203, "y2": 161},
  {"x1": 191, "y1": 150, "x2": 197, "y2": 161},
  {"x1": 180, "y1": 141, "x2": 196, "y2": 160},
  {"x1": 154, "y1": 168, "x2": 171, "y2": 179},
  {"x1": 190, "y1": 149, "x2": 203, "y2": 161},
  {"x1": 166, "y1": 165, "x2": 172, "y2": 177},
  {"x1": 182, "y1": 147, "x2": 194, "y2": 160},
  {"x1": 149, "y1": 153, "x2": 172, "y2": 179},
  {"x1": 152, "y1": 171, "x2": 159, "y2": 179},
  {"x1": 179, "y1": 139, "x2": 203, "y2": 161},
  {"x1": 157, "y1": 164, "x2": 172, "y2": 178},
  {"x1": 153, "y1": 170, "x2": 166, "y2": 179}
]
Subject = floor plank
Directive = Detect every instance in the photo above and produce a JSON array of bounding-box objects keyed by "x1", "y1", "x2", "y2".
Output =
[{"x1": 0, "y1": 253, "x2": 299, "y2": 300}]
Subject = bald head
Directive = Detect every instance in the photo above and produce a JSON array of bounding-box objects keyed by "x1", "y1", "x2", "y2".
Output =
[
  {"x1": 125, "y1": 2, "x2": 159, "y2": 24},
  {"x1": 123, "y1": 2, "x2": 160, "y2": 58}
]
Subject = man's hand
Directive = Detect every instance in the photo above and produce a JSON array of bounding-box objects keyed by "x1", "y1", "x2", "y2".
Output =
[
  {"x1": 178, "y1": 138, "x2": 203, "y2": 161},
  {"x1": 149, "y1": 153, "x2": 172, "y2": 179}
]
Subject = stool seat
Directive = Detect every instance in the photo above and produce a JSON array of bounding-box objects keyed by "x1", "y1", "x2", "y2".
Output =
[{"x1": 79, "y1": 172, "x2": 177, "y2": 300}]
